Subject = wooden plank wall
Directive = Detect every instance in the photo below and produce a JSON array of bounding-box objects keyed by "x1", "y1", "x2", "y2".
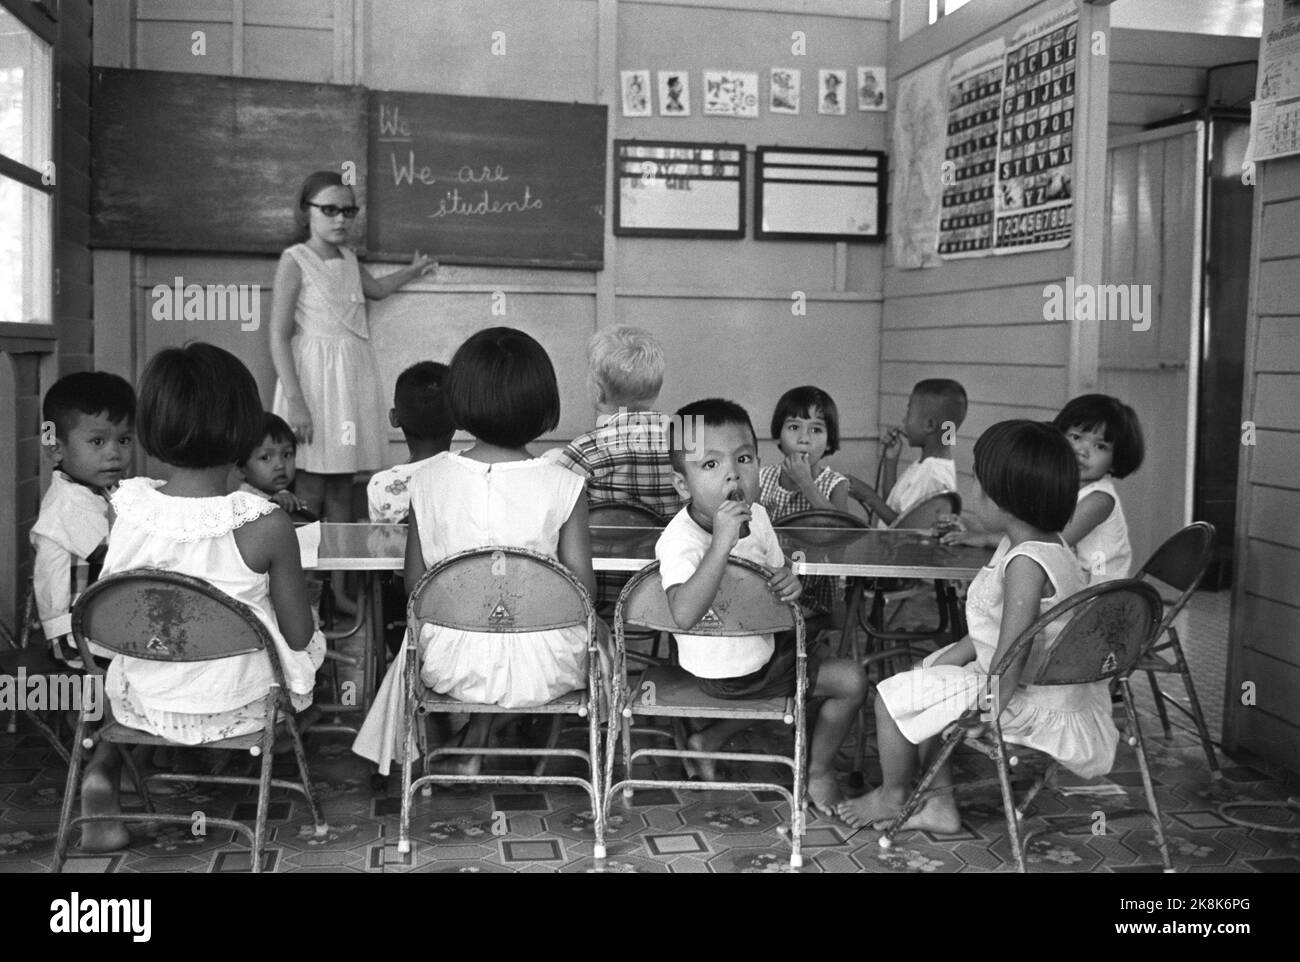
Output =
[
  {"x1": 882, "y1": 0, "x2": 1106, "y2": 486},
  {"x1": 92, "y1": 0, "x2": 892, "y2": 482},
  {"x1": 1225, "y1": 155, "x2": 1300, "y2": 774}
]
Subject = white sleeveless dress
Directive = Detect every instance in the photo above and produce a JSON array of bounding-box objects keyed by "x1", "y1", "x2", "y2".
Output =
[
  {"x1": 102, "y1": 478, "x2": 326, "y2": 744},
  {"x1": 352, "y1": 453, "x2": 591, "y2": 774},
  {"x1": 1073, "y1": 476, "x2": 1132, "y2": 582},
  {"x1": 876, "y1": 537, "x2": 1118, "y2": 779},
  {"x1": 271, "y1": 243, "x2": 387, "y2": 474}
]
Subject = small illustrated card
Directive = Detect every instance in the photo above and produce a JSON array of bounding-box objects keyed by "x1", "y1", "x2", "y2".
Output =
[
  {"x1": 621, "y1": 70, "x2": 651, "y2": 117},
  {"x1": 819, "y1": 69, "x2": 847, "y2": 115},
  {"x1": 858, "y1": 66, "x2": 887, "y2": 111},
  {"x1": 658, "y1": 70, "x2": 691, "y2": 116},
  {"x1": 770, "y1": 67, "x2": 801, "y2": 114},
  {"x1": 703, "y1": 70, "x2": 760, "y2": 118}
]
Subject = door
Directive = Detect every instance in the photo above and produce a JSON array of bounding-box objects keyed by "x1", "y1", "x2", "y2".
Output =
[{"x1": 1100, "y1": 121, "x2": 1204, "y2": 569}]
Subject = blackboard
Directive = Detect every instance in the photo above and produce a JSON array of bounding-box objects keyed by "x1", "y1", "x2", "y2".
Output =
[
  {"x1": 91, "y1": 68, "x2": 367, "y2": 254},
  {"x1": 366, "y1": 90, "x2": 606, "y2": 268}
]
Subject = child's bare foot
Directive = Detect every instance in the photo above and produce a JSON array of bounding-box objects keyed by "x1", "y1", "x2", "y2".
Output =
[
  {"x1": 431, "y1": 753, "x2": 482, "y2": 777},
  {"x1": 685, "y1": 731, "x2": 718, "y2": 781},
  {"x1": 80, "y1": 767, "x2": 130, "y2": 853},
  {"x1": 898, "y1": 795, "x2": 962, "y2": 835},
  {"x1": 835, "y1": 787, "x2": 902, "y2": 829},
  {"x1": 807, "y1": 772, "x2": 843, "y2": 818}
]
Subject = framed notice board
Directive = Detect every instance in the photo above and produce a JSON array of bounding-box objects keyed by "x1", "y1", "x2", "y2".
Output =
[
  {"x1": 614, "y1": 140, "x2": 746, "y2": 238},
  {"x1": 366, "y1": 90, "x2": 607, "y2": 268},
  {"x1": 754, "y1": 147, "x2": 885, "y2": 241}
]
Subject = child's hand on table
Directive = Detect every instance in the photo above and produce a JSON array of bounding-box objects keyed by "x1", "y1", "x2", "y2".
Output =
[
  {"x1": 766, "y1": 565, "x2": 802, "y2": 604},
  {"x1": 271, "y1": 490, "x2": 307, "y2": 513}
]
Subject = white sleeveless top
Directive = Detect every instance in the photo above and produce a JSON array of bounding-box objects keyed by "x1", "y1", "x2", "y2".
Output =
[
  {"x1": 1073, "y1": 476, "x2": 1131, "y2": 582},
  {"x1": 102, "y1": 478, "x2": 323, "y2": 714}
]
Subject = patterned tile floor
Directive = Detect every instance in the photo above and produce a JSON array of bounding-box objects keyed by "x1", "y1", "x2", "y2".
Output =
[{"x1": 3, "y1": 590, "x2": 1297, "y2": 874}]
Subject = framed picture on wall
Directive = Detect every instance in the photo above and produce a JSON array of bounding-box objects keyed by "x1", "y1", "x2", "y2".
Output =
[
  {"x1": 858, "y1": 66, "x2": 887, "y2": 111},
  {"x1": 657, "y1": 71, "x2": 691, "y2": 116},
  {"x1": 621, "y1": 70, "x2": 652, "y2": 117},
  {"x1": 818, "y1": 69, "x2": 847, "y2": 115},
  {"x1": 614, "y1": 140, "x2": 746, "y2": 238},
  {"x1": 770, "y1": 68, "x2": 801, "y2": 114},
  {"x1": 754, "y1": 147, "x2": 885, "y2": 241}
]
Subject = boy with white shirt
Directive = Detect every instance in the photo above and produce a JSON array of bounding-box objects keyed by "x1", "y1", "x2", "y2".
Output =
[
  {"x1": 656, "y1": 398, "x2": 866, "y2": 815},
  {"x1": 367, "y1": 361, "x2": 452, "y2": 523}
]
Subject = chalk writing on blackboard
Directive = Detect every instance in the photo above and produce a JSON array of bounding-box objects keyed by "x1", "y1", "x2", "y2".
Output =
[{"x1": 378, "y1": 102, "x2": 545, "y2": 221}]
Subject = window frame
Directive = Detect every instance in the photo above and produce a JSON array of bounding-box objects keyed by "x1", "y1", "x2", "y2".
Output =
[{"x1": 0, "y1": 0, "x2": 58, "y2": 326}]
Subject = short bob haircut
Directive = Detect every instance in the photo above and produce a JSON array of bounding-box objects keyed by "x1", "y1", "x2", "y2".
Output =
[
  {"x1": 446, "y1": 328, "x2": 560, "y2": 448},
  {"x1": 1052, "y1": 394, "x2": 1145, "y2": 479},
  {"x1": 43, "y1": 371, "x2": 136, "y2": 438},
  {"x1": 769, "y1": 386, "x2": 840, "y2": 455},
  {"x1": 137, "y1": 343, "x2": 263, "y2": 469},
  {"x1": 669, "y1": 397, "x2": 757, "y2": 473},
  {"x1": 293, "y1": 170, "x2": 354, "y2": 236},
  {"x1": 237, "y1": 412, "x2": 297, "y2": 467},
  {"x1": 912, "y1": 378, "x2": 968, "y2": 430},
  {"x1": 587, "y1": 326, "x2": 665, "y2": 407},
  {"x1": 394, "y1": 360, "x2": 454, "y2": 441},
  {"x1": 973, "y1": 420, "x2": 1079, "y2": 533}
]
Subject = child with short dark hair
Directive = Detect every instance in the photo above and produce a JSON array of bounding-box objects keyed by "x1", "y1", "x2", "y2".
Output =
[
  {"x1": 353, "y1": 328, "x2": 600, "y2": 775},
  {"x1": 759, "y1": 386, "x2": 852, "y2": 619},
  {"x1": 79, "y1": 343, "x2": 324, "y2": 852},
  {"x1": 840, "y1": 421, "x2": 1112, "y2": 832},
  {"x1": 32, "y1": 371, "x2": 136, "y2": 663},
  {"x1": 658, "y1": 398, "x2": 867, "y2": 816},
  {"x1": 1052, "y1": 394, "x2": 1144, "y2": 582},
  {"x1": 234, "y1": 412, "x2": 314, "y2": 519},
  {"x1": 850, "y1": 378, "x2": 967, "y2": 526},
  {"x1": 366, "y1": 361, "x2": 454, "y2": 523}
]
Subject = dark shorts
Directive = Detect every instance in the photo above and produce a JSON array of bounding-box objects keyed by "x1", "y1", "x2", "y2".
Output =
[{"x1": 697, "y1": 631, "x2": 824, "y2": 701}]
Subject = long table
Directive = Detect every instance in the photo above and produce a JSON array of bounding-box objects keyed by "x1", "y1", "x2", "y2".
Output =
[{"x1": 300, "y1": 523, "x2": 993, "y2": 708}]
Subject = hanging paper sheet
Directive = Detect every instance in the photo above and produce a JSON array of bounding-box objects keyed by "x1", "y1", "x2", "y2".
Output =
[{"x1": 939, "y1": 39, "x2": 1005, "y2": 259}]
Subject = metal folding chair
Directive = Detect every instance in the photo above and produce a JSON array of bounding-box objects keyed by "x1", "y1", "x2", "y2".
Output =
[
  {"x1": 52, "y1": 568, "x2": 326, "y2": 873},
  {"x1": 396, "y1": 547, "x2": 606, "y2": 859},
  {"x1": 589, "y1": 501, "x2": 668, "y2": 659},
  {"x1": 877, "y1": 579, "x2": 1172, "y2": 873},
  {"x1": 1132, "y1": 522, "x2": 1220, "y2": 777},
  {"x1": 604, "y1": 558, "x2": 809, "y2": 868}
]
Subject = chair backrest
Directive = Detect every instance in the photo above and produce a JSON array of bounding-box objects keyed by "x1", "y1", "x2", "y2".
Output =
[
  {"x1": 408, "y1": 546, "x2": 593, "y2": 633},
  {"x1": 588, "y1": 501, "x2": 667, "y2": 527},
  {"x1": 773, "y1": 509, "x2": 869, "y2": 530},
  {"x1": 72, "y1": 568, "x2": 274, "y2": 663},
  {"x1": 1135, "y1": 522, "x2": 1215, "y2": 622},
  {"x1": 988, "y1": 579, "x2": 1164, "y2": 687},
  {"x1": 615, "y1": 558, "x2": 800, "y2": 637},
  {"x1": 892, "y1": 491, "x2": 962, "y2": 530}
]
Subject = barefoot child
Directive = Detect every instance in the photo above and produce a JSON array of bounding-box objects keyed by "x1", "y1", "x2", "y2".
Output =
[
  {"x1": 657, "y1": 398, "x2": 868, "y2": 815},
  {"x1": 839, "y1": 420, "x2": 1116, "y2": 832},
  {"x1": 79, "y1": 344, "x2": 325, "y2": 852}
]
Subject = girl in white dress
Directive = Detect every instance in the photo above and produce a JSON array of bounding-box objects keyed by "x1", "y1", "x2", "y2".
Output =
[
  {"x1": 80, "y1": 344, "x2": 326, "y2": 852},
  {"x1": 839, "y1": 421, "x2": 1118, "y2": 832},
  {"x1": 1053, "y1": 394, "x2": 1145, "y2": 583},
  {"x1": 353, "y1": 328, "x2": 599, "y2": 776},
  {"x1": 269, "y1": 171, "x2": 435, "y2": 527}
]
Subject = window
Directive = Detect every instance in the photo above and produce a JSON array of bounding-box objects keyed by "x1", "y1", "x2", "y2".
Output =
[
  {"x1": 0, "y1": 1, "x2": 54, "y2": 324},
  {"x1": 930, "y1": 0, "x2": 976, "y2": 26}
]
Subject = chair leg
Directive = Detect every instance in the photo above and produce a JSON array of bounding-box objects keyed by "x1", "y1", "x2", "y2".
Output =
[
  {"x1": 789, "y1": 715, "x2": 806, "y2": 870},
  {"x1": 1146, "y1": 668, "x2": 1173, "y2": 739},
  {"x1": 27, "y1": 710, "x2": 72, "y2": 765},
  {"x1": 533, "y1": 715, "x2": 563, "y2": 777},
  {"x1": 398, "y1": 689, "x2": 416, "y2": 855},
  {"x1": 51, "y1": 716, "x2": 89, "y2": 873},
  {"x1": 992, "y1": 740, "x2": 1026, "y2": 872},
  {"x1": 1121, "y1": 678, "x2": 1174, "y2": 872},
  {"x1": 286, "y1": 715, "x2": 327, "y2": 835},
  {"x1": 588, "y1": 709, "x2": 606, "y2": 860},
  {"x1": 118, "y1": 744, "x2": 154, "y2": 814},
  {"x1": 251, "y1": 731, "x2": 275, "y2": 874},
  {"x1": 1167, "y1": 631, "x2": 1221, "y2": 777},
  {"x1": 620, "y1": 713, "x2": 634, "y2": 801}
]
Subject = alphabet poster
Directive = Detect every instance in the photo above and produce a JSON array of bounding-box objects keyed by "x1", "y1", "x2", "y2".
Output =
[
  {"x1": 991, "y1": 3, "x2": 1077, "y2": 253},
  {"x1": 938, "y1": 39, "x2": 1004, "y2": 259}
]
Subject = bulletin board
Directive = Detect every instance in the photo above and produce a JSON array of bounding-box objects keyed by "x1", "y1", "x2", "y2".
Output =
[
  {"x1": 613, "y1": 140, "x2": 746, "y2": 238},
  {"x1": 754, "y1": 147, "x2": 885, "y2": 241}
]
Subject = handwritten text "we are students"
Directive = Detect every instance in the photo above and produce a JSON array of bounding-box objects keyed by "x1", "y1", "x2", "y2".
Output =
[{"x1": 379, "y1": 104, "x2": 543, "y2": 219}]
